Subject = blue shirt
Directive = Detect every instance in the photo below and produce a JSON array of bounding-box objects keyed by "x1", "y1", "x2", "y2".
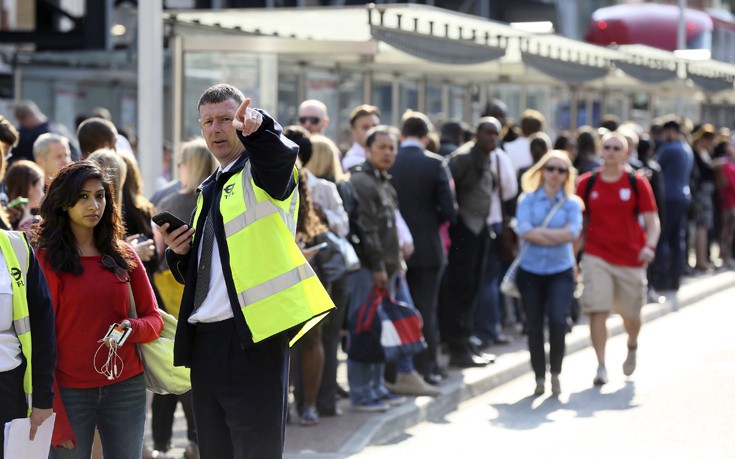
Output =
[{"x1": 516, "y1": 188, "x2": 582, "y2": 275}]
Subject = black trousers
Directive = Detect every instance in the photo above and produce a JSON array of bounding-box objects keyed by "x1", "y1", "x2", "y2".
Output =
[
  {"x1": 0, "y1": 361, "x2": 27, "y2": 459},
  {"x1": 151, "y1": 391, "x2": 196, "y2": 449},
  {"x1": 439, "y1": 220, "x2": 489, "y2": 353},
  {"x1": 406, "y1": 265, "x2": 443, "y2": 376},
  {"x1": 191, "y1": 319, "x2": 289, "y2": 459}
]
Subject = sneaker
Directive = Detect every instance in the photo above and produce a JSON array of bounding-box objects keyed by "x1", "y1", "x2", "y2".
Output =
[
  {"x1": 390, "y1": 371, "x2": 441, "y2": 397},
  {"x1": 351, "y1": 399, "x2": 390, "y2": 413},
  {"x1": 550, "y1": 373, "x2": 561, "y2": 396},
  {"x1": 300, "y1": 406, "x2": 320, "y2": 426},
  {"x1": 183, "y1": 442, "x2": 200, "y2": 459},
  {"x1": 623, "y1": 347, "x2": 637, "y2": 376},
  {"x1": 533, "y1": 377, "x2": 545, "y2": 396},
  {"x1": 381, "y1": 391, "x2": 407, "y2": 406},
  {"x1": 593, "y1": 364, "x2": 608, "y2": 386}
]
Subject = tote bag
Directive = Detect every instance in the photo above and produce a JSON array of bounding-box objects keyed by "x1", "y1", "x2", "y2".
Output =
[{"x1": 129, "y1": 288, "x2": 191, "y2": 395}]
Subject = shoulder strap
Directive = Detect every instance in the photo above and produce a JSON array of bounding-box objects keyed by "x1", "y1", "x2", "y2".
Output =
[{"x1": 627, "y1": 171, "x2": 639, "y2": 214}]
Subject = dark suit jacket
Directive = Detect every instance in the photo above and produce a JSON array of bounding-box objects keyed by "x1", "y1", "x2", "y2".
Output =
[{"x1": 389, "y1": 144, "x2": 456, "y2": 268}]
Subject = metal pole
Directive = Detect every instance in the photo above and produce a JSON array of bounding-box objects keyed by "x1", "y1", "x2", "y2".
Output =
[
  {"x1": 138, "y1": 0, "x2": 163, "y2": 197},
  {"x1": 677, "y1": 0, "x2": 687, "y2": 51}
]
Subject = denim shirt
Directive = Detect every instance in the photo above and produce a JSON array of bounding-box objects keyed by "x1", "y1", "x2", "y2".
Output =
[{"x1": 516, "y1": 188, "x2": 583, "y2": 275}]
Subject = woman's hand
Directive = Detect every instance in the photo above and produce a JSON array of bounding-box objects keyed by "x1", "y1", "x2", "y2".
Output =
[
  {"x1": 57, "y1": 440, "x2": 74, "y2": 449},
  {"x1": 126, "y1": 234, "x2": 156, "y2": 262},
  {"x1": 373, "y1": 271, "x2": 388, "y2": 290}
]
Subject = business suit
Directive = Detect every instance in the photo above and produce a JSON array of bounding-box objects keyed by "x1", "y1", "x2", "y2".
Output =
[
  {"x1": 167, "y1": 111, "x2": 298, "y2": 459},
  {"x1": 389, "y1": 142, "x2": 456, "y2": 377}
]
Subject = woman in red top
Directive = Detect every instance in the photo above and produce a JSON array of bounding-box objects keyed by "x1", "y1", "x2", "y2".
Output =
[{"x1": 32, "y1": 161, "x2": 163, "y2": 459}]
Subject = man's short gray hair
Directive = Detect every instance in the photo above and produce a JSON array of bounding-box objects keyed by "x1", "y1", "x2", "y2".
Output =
[{"x1": 33, "y1": 133, "x2": 69, "y2": 161}]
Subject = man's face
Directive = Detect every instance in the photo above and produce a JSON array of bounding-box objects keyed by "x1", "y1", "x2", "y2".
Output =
[
  {"x1": 475, "y1": 123, "x2": 499, "y2": 153},
  {"x1": 199, "y1": 99, "x2": 244, "y2": 167},
  {"x1": 352, "y1": 114, "x2": 379, "y2": 147},
  {"x1": 40, "y1": 141, "x2": 72, "y2": 181},
  {"x1": 298, "y1": 105, "x2": 327, "y2": 134},
  {"x1": 367, "y1": 133, "x2": 396, "y2": 172}
]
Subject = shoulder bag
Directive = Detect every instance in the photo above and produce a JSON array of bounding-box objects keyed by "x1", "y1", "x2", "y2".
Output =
[
  {"x1": 501, "y1": 196, "x2": 568, "y2": 298},
  {"x1": 129, "y1": 287, "x2": 191, "y2": 395}
]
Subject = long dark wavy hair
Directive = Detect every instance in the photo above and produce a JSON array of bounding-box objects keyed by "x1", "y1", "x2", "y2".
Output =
[
  {"x1": 296, "y1": 168, "x2": 327, "y2": 244},
  {"x1": 31, "y1": 160, "x2": 135, "y2": 275}
]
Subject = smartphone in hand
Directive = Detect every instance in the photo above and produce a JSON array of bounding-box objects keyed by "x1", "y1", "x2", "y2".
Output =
[{"x1": 152, "y1": 212, "x2": 187, "y2": 232}]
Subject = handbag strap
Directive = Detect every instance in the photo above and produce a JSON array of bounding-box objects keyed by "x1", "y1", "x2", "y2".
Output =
[{"x1": 128, "y1": 285, "x2": 138, "y2": 319}]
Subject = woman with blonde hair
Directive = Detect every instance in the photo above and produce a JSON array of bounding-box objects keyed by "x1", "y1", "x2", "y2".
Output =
[
  {"x1": 306, "y1": 134, "x2": 347, "y2": 184},
  {"x1": 516, "y1": 150, "x2": 583, "y2": 396}
]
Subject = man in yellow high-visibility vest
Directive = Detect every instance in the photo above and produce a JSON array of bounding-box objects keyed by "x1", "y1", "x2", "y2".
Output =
[
  {"x1": 160, "y1": 84, "x2": 333, "y2": 459},
  {"x1": 0, "y1": 229, "x2": 56, "y2": 458}
]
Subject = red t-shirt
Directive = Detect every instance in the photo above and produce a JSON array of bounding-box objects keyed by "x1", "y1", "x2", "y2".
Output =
[
  {"x1": 719, "y1": 162, "x2": 735, "y2": 210},
  {"x1": 38, "y1": 247, "x2": 163, "y2": 388},
  {"x1": 577, "y1": 171, "x2": 658, "y2": 267}
]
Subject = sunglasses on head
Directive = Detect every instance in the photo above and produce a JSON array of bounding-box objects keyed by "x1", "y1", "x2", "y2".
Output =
[
  {"x1": 298, "y1": 116, "x2": 321, "y2": 125},
  {"x1": 544, "y1": 165, "x2": 568, "y2": 174},
  {"x1": 99, "y1": 255, "x2": 131, "y2": 283},
  {"x1": 603, "y1": 144, "x2": 623, "y2": 151}
]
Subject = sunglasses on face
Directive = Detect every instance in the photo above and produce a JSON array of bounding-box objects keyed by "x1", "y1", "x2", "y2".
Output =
[
  {"x1": 544, "y1": 166, "x2": 568, "y2": 174},
  {"x1": 603, "y1": 144, "x2": 623, "y2": 151},
  {"x1": 99, "y1": 255, "x2": 131, "y2": 283},
  {"x1": 298, "y1": 116, "x2": 321, "y2": 125}
]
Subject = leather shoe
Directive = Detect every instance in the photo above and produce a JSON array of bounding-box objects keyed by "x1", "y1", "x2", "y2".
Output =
[
  {"x1": 423, "y1": 372, "x2": 443, "y2": 386},
  {"x1": 449, "y1": 351, "x2": 490, "y2": 368},
  {"x1": 491, "y1": 334, "x2": 512, "y2": 345},
  {"x1": 471, "y1": 347, "x2": 496, "y2": 364}
]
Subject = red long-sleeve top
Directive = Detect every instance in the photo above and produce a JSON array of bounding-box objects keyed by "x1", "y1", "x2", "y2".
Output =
[{"x1": 38, "y1": 247, "x2": 163, "y2": 388}]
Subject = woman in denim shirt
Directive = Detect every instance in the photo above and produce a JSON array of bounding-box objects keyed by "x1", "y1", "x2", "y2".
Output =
[{"x1": 516, "y1": 151, "x2": 583, "y2": 396}]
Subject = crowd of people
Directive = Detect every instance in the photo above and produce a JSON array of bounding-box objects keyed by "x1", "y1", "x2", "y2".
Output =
[{"x1": 0, "y1": 89, "x2": 732, "y2": 459}]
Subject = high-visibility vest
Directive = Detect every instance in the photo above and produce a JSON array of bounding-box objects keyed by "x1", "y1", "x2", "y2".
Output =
[
  {"x1": 192, "y1": 162, "x2": 334, "y2": 346},
  {"x1": 0, "y1": 231, "x2": 32, "y2": 414}
]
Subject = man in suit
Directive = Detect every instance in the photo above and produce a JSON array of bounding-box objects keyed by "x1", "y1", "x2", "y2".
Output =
[{"x1": 389, "y1": 110, "x2": 456, "y2": 385}]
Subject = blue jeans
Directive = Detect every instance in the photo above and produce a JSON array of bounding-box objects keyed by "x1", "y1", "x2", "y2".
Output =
[
  {"x1": 517, "y1": 268, "x2": 574, "y2": 379},
  {"x1": 347, "y1": 268, "x2": 411, "y2": 405},
  {"x1": 52, "y1": 374, "x2": 146, "y2": 459},
  {"x1": 656, "y1": 198, "x2": 689, "y2": 290}
]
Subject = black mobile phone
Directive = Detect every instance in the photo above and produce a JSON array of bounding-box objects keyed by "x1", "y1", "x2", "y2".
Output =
[{"x1": 152, "y1": 211, "x2": 187, "y2": 232}]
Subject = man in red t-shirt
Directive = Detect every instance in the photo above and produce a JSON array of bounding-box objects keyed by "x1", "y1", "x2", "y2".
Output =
[{"x1": 576, "y1": 132, "x2": 660, "y2": 386}]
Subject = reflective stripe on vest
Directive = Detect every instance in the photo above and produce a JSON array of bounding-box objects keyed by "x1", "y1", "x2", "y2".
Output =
[
  {"x1": 193, "y1": 161, "x2": 334, "y2": 345},
  {"x1": 0, "y1": 231, "x2": 32, "y2": 413}
]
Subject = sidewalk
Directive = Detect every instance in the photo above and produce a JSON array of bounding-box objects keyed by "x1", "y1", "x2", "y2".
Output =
[{"x1": 282, "y1": 270, "x2": 735, "y2": 458}]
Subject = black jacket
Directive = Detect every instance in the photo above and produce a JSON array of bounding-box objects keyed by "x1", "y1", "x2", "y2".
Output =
[
  {"x1": 389, "y1": 144, "x2": 456, "y2": 268},
  {"x1": 166, "y1": 110, "x2": 298, "y2": 367}
]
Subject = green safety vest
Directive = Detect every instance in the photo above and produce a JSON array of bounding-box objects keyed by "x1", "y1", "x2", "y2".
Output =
[
  {"x1": 193, "y1": 162, "x2": 334, "y2": 346},
  {"x1": 0, "y1": 231, "x2": 32, "y2": 414}
]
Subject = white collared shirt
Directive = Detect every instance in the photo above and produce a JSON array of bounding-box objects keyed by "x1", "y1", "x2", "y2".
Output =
[
  {"x1": 188, "y1": 161, "x2": 237, "y2": 324},
  {"x1": 342, "y1": 142, "x2": 366, "y2": 172},
  {"x1": 487, "y1": 149, "x2": 518, "y2": 226},
  {"x1": 0, "y1": 254, "x2": 22, "y2": 371}
]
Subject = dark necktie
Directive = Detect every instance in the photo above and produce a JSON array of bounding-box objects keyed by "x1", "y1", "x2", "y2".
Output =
[{"x1": 193, "y1": 191, "x2": 217, "y2": 311}]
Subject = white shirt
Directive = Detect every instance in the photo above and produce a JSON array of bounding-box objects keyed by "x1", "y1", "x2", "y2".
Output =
[
  {"x1": 503, "y1": 137, "x2": 532, "y2": 173},
  {"x1": 305, "y1": 171, "x2": 349, "y2": 238},
  {"x1": 0, "y1": 254, "x2": 22, "y2": 371},
  {"x1": 342, "y1": 142, "x2": 366, "y2": 172},
  {"x1": 188, "y1": 161, "x2": 237, "y2": 324},
  {"x1": 487, "y1": 149, "x2": 518, "y2": 226}
]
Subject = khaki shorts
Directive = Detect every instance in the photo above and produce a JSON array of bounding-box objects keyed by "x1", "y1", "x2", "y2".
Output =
[{"x1": 579, "y1": 254, "x2": 647, "y2": 319}]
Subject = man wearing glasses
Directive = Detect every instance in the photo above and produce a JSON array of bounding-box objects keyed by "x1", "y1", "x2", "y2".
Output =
[
  {"x1": 297, "y1": 99, "x2": 329, "y2": 135},
  {"x1": 161, "y1": 84, "x2": 334, "y2": 459},
  {"x1": 576, "y1": 132, "x2": 661, "y2": 387}
]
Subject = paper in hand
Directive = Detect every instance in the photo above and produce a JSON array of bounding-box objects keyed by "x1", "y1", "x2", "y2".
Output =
[{"x1": 4, "y1": 413, "x2": 56, "y2": 458}]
